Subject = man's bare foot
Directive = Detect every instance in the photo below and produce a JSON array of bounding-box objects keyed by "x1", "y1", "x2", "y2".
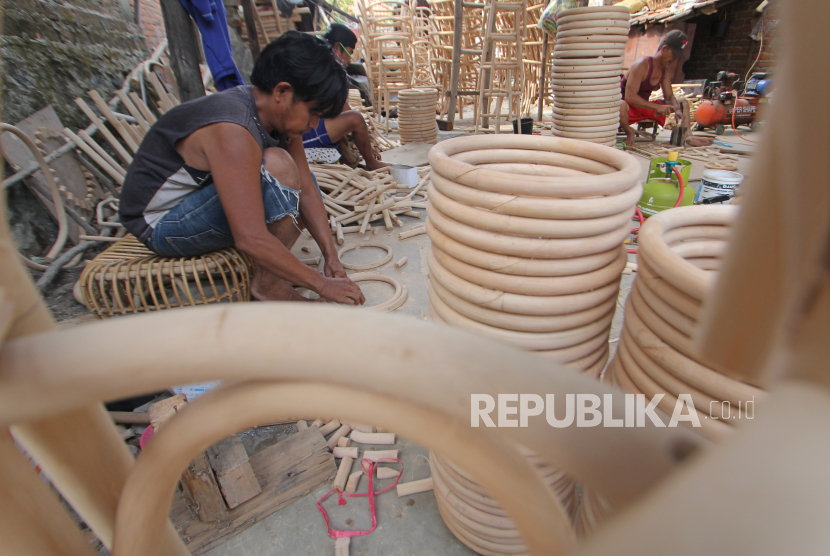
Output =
[
  {"x1": 685, "y1": 136, "x2": 715, "y2": 147},
  {"x1": 250, "y1": 269, "x2": 310, "y2": 302},
  {"x1": 625, "y1": 130, "x2": 636, "y2": 147},
  {"x1": 366, "y1": 160, "x2": 391, "y2": 170}
]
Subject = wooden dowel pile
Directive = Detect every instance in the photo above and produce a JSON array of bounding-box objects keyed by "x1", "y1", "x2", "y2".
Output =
[{"x1": 309, "y1": 164, "x2": 431, "y2": 239}]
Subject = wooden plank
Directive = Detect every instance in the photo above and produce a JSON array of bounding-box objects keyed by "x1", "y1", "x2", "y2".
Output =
[
  {"x1": 206, "y1": 436, "x2": 262, "y2": 509},
  {"x1": 171, "y1": 427, "x2": 336, "y2": 554},
  {"x1": 181, "y1": 453, "x2": 229, "y2": 522},
  {"x1": 159, "y1": 0, "x2": 206, "y2": 101},
  {"x1": 147, "y1": 394, "x2": 188, "y2": 431},
  {"x1": 0, "y1": 106, "x2": 99, "y2": 244},
  {"x1": 446, "y1": 0, "x2": 464, "y2": 124}
]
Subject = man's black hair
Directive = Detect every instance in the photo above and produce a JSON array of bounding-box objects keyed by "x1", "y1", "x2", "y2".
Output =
[
  {"x1": 324, "y1": 23, "x2": 357, "y2": 50},
  {"x1": 250, "y1": 31, "x2": 348, "y2": 120}
]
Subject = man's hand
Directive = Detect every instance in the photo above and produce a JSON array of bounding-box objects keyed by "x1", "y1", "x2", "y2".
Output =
[
  {"x1": 371, "y1": 146, "x2": 383, "y2": 162},
  {"x1": 319, "y1": 276, "x2": 366, "y2": 305},
  {"x1": 655, "y1": 104, "x2": 675, "y2": 116},
  {"x1": 324, "y1": 257, "x2": 348, "y2": 279}
]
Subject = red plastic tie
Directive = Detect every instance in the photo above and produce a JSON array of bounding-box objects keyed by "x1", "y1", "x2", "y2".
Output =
[{"x1": 317, "y1": 458, "x2": 403, "y2": 539}]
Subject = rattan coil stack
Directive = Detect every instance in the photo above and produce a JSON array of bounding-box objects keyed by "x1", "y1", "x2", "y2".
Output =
[
  {"x1": 426, "y1": 134, "x2": 641, "y2": 376},
  {"x1": 551, "y1": 5, "x2": 630, "y2": 147},
  {"x1": 605, "y1": 205, "x2": 764, "y2": 442},
  {"x1": 430, "y1": 448, "x2": 579, "y2": 556},
  {"x1": 397, "y1": 87, "x2": 439, "y2": 144}
]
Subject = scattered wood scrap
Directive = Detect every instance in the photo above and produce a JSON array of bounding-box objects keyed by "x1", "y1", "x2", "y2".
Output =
[{"x1": 171, "y1": 427, "x2": 336, "y2": 554}]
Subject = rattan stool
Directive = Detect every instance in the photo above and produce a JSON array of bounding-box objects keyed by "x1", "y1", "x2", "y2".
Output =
[{"x1": 76, "y1": 235, "x2": 255, "y2": 318}]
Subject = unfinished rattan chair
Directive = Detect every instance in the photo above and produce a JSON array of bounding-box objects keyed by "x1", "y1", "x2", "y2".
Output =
[{"x1": 76, "y1": 234, "x2": 255, "y2": 318}]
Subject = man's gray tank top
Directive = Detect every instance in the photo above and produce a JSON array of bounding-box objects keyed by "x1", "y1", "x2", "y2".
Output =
[{"x1": 119, "y1": 85, "x2": 283, "y2": 243}]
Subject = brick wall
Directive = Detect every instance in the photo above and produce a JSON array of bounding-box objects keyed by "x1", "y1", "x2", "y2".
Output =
[
  {"x1": 2, "y1": 0, "x2": 148, "y2": 128},
  {"x1": 131, "y1": 0, "x2": 167, "y2": 52},
  {"x1": 683, "y1": 0, "x2": 780, "y2": 82}
]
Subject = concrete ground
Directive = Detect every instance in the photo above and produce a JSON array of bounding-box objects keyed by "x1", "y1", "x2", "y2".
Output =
[
  {"x1": 204, "y1": 122, "x2": 760, "y2": 556},
  {"x1": 50, "y1": 116, "x2": 760, "y2": 556}
]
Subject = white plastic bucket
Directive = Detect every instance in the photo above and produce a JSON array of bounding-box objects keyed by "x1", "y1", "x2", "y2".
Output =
[
  {"x1": 391, "y1": 164, "x2": 419, "y2": 188},
  {"x1": 695, "y1": 170, "x2": 744, "y2": 204}
]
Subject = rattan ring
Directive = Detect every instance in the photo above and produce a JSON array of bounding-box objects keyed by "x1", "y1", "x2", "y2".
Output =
[{"x1": 337, "y1": 241, "x2": 394, "y2": 270}]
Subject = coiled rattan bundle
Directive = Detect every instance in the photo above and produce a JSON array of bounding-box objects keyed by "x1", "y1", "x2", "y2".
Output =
[
  {"x1": 551, "y1": 5, "x2": 630, "y2": 147},
  {"x1": 606, "y1": 205, "x2": 765, "y2": 442},
  {"x1": 398, "y1": 87, "x2": 439, "y2": 144},
  {"x1": 426, "y1": 134, "x2": 641, "y2": 376},
  {"x1": 430, "y1": 448, "x2": 579, "y2": 556}
]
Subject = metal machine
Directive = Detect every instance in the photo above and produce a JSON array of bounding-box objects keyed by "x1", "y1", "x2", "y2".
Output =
[{"x1": 694, "y1": 72, "x2": 769, "y2": 135}]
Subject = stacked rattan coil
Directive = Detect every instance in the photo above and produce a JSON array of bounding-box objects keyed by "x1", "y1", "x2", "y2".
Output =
[
  {"x1": 426, "y1": 134, "x2": 641, "y2": 376},
  {"x1": 430, "y1": 448, "x2": 578, "y2": 556},
  {"x1": 397, "y1": 87, "x2": 439, "y2": 144},
  {"x1": 551, "y1": 5, "x2": 630, "y2": 147},
  {"x1": 605, "y1": 205, "x2": 765, "y2": 442}
]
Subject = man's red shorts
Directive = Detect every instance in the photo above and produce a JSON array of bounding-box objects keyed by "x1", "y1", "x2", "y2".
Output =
[{"x1": 627, "y1": 99, "x2": 667, "y2": 126}]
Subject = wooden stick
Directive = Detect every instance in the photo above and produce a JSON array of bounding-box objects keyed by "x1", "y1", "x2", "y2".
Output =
[
  {"x1": 326, "y1": 424, "x2": 352, "y2": 450},
  {"x1": 333, "y1": 456, "x2": 354, "y2": 492},
  {"x1": 332, "y1": 446, "x2": 359, "y2": 459},
  {"x1": 108, "y1": 411, "x2": 150, "y2": 425},
  {"x1": 350, "y1": 431, "x2": 396, "y2": 445},
  {"x1": 396, "y1": 477, "x2": 434, "y2": 497},
  {"x1": 362, "y1": 450, "x2": 398, "y2": 462},
  {"x1": 344, "y1": 471, "x2": 363, "y2": 494},
  {"x1": 376, "y1": 466, "x2": 400, "y2": 479},
  {"x1": 318, "y1": 418, "x2": 341, "y2": 436},
  {"x1": 73, "y1": 98, "x2": 133, "y2": 164},
  {"x1": 336, "y1": 222, "x2": 345, "y2": 246},
  {"x1": 310, "y1": 418, "x2": 324, "y2": 428},
  {"x1": 348, "y1": 423, "x2": 376, "y2": 433},
  {"x1": 296, "y1": 420, "x2": 308, "y2": 431},
  {"x1": 336, "y1": 437, "x2": 351, "y2": 447},
  {"x1": 334, "y1": 536, "x2": 350, "y2": 556},
  {"x1": 399, "y1": 226, "x2": 426, "y2": 240},
  {"x1": 394, "y1": 257, "x2": 408, "y2": 269}
]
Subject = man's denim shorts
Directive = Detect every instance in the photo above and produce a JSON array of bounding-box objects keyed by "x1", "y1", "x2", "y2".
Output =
[{"x1": 147, "y1": 166, "x2": 311, "y2": 258}]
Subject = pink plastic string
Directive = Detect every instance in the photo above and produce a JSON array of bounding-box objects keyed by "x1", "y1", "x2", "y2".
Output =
[{"x1": 317, "y1": 458, "x2": 403, "y2": 539}]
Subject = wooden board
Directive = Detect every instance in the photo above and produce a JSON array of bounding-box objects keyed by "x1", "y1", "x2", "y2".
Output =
[
  {"x1": 0, "y1": 106, "x2": 102, "y2": 244},
  {"x1": 205, "y1": 436, "x2": 261, "y2": 509},
  {"x1": 379, "y1": 141, "x2": 434, "y2": 167},
  {"x1": 170, "y1": 427, "x2": 336, "y2": 554}
]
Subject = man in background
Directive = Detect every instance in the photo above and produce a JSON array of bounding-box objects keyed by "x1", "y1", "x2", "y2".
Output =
[{"x1": 302, "y1": 24, "x2": 390, "y2": 170}]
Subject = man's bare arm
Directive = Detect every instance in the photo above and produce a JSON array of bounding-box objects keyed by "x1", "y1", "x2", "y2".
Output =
[
  {"x1": 198, "y1": 123, "x2": 363, "y2": 304},
  {"x1": 286, "y1": 136, "x2": 362, "y2": 297}
]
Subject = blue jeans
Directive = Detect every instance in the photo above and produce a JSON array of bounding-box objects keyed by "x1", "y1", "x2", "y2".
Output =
[{"x1": 147, "y1": 166, "x2": 303, "y2": 258}]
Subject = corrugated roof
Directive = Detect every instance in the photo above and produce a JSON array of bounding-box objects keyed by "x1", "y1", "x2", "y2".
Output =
[{"x1": 630, "y1": 0, "x2": 734, "y2": 25}]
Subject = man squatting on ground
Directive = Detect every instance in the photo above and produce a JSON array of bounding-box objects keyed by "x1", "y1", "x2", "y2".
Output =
[
  {"x1": 619, "y1": 30, "x2": 692, "y2": 147},
  {"x1": 118, "y1": 32, "x2": 366, "y2": 305},
  {"x1": 301, "y1": 24, "x2": 391, "y2": 170}
]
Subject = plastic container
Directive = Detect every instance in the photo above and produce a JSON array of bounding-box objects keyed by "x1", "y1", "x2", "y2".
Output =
[
  {"x1": 390, "y1": 164, "x2": 419, "y2": 188},
  {"x1": 695, "y1": 170, "x2": 744, "y2": 204},
  {"x1": 638, "y1": 157, "x2": 695, "y2": 217},
  {"x1": 512, "y1": 117, "x2": 534, "y2": 135}
]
